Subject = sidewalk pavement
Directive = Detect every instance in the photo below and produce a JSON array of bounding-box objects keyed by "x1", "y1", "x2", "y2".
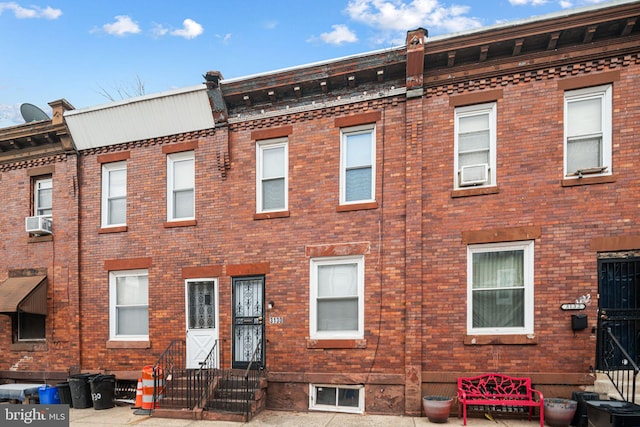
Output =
[{"x1": 70, "y1": 404, "x2": 547, "y2": 426}]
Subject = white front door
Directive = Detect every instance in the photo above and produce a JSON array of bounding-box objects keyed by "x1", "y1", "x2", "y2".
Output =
[{"x1": 185, "y1": 279, "x2": 219, "y2": 369}]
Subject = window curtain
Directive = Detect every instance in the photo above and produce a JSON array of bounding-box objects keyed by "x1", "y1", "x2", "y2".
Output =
[
  {"x1": 262, "y1": 146, "x2": 285, "y2": 210},
  {"x1": 458, "y1": 113, "x2": 490, "y2": 168},
  {"x1": 116, "y1": 274, "x2": 149, "y2": 335},
  {"x1": 472, "y1": 250, "x2": 524, "y2": 328},
  {"x1": 317, "y1": 264, "x2": 358, "y2": 331},
  {"x1": 173, "y1": 158, "x2": 194, "y2": 218},
  {"x1": 345, "y1": 132, "x2": 372, "y2": 201},
  {"x1": 108, "y1": 168, "x2": 126, "y2": 224},
  {"x1": 567, "y1": 97, "x2": 602, "y2": 171}
]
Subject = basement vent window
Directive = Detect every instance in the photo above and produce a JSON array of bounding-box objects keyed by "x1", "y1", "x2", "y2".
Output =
[{"x1": 309, "y1": 384, "x2": 363, "y2": 414}]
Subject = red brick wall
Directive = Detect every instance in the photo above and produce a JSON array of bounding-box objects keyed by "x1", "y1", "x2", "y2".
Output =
[
  {"x1": 0, "y1": 154, "x2": 80, "y2": 374},
  {"x1": 77, "y1": 98, "x2": 410, "y2": 384},
  {"x1": 421, "y1": 60, "x2": 640, "y2": 375}
]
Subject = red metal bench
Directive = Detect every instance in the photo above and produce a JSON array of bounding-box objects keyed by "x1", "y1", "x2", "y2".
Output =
[{"x1": 457, "y1": 373, "x2": 544, "y2": 426}]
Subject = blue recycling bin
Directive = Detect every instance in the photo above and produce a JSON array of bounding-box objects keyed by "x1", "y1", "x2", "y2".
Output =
[{"x1": 38, "y1": 385, "x2": 61, "y2": 404}]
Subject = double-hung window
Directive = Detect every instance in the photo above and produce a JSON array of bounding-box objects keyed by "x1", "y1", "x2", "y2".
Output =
[
  {"x1": 310, "y1": 256, "x2": 364, "y2": 340},
  {"x1": 257, "y1": 138, "x2": 288, "y2": 213},
  {"x1": 340, "y1": 125, "x2": 375, "y2": 204},
  {"x1": 564, "y1": 84, "x2": 612, "y2": 177},
  {"x1": 167, "y1": 151, "x2": 195, "y2": 221},
  {"x1": 101, "y1": 161, "x2": 127, "y2": 227},
  {"x1": 467, "y1": 241, "x2": 534, "y2": 335},
  {"x1": 109, "y1": 269, "x2": 149, "y2": 340},
  {"x1": 34, "y1": 177, "x2": 52, "y2": 217},
  {"x1": 454, "y1": 103, "x2": 496, "y2": 189}
]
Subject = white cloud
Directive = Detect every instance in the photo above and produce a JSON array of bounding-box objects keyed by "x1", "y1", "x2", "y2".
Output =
[
  {"x1": 263, "y1": 20, "x2": 278, "y2": 30},
  {"x1": 101, "y1": 15, "x2": 141, "y2": 36},
  {"x1": 0, "y1": 103, "x2": 22, "y2": 127},
  {"x1": 320, "y1": 24, "x2": 358, "y2": 45},
  {"x1": 170, "y1": 18, "x2": 203, "y2": 39},
  {"x1": 214, "y1": 33, "x2": 232, "y2": 45},
  {"x1": 0, "y1": 2, "x2": 61, "y2": 19},
  {"x1": 151, "y1": 23, "x2": 169, "y2": 38},
  {"x1": 344, "y1": 0, "x2": 482, "y2": 43},
  {"x1": 508, "y1": 0, "x2": 549, "y2": 5},
  {"x1": 526, "y1": 0, "x2": 605, "y2": 8},
  {"x1": 39, "y1": 6, "x2": 61, "y2": 19}
]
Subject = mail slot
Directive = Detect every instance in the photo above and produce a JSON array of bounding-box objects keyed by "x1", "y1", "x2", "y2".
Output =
[{"x1": 236, "y1": 317, "x2": 262, "y2": 325}]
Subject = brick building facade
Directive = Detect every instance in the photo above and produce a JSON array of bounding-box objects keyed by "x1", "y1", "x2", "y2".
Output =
[
  {"x1": 1, "y1": 0, "x2": 639, "y2": 417},
  {"x1": 0, "y1": 100, "x2": 80, "y2": 380}
]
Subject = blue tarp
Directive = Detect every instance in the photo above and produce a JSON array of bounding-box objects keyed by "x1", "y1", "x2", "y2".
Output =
[{"x1": 0, "y1": 383, "x2": 41, "y2": 401}]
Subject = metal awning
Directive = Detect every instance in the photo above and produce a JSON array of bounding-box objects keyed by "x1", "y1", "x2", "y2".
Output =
[{"x1": 0, "y1": 276, "x2": 47, "y2": 315}]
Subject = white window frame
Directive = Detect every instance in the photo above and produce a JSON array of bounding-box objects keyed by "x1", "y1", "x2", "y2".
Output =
[
  {"x1": 467, "y1": 241, "x2": 534, "y2": 335},
  {"x1": 339, "y1": 125, "x2": 376, "y2": 205},
  {"x1": 309, "y1": 383, "x2": 364, "y2": 414},
  {"x1": 34, "y1": 177, "x2": 52, "y2": 217},
  {"x1": 256, "y1": 138, "x2": 288, "y2": 213},
  {"x1": 563, "y1": 84, "x2": 612, "y2": 178},
  {"x1": 454, "y1": 102, "x2": 497, "y2": 189},
  {"x1": 109, "y1": 269, "x2": 149, "y2": 340},
  {"x1": 167, "y1": 151, "x2": 195, "y2": 222},
  {"x1": 309, "y1": 255, "x2": 364, "y2": 340},
  {"x1": 101, "y1": 161, "x2": 127, "y2": 227}
]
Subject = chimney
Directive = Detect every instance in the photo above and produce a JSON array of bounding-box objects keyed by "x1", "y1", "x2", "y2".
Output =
[
  {"x1": 406, "y1": 28, "x2": 427, "y2": 97},
  {"x1": 203, "y1": 71, "x2": 228, "y2": 124}
]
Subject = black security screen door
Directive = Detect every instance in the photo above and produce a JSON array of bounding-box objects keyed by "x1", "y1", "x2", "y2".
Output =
[
  {"x1": 232, "y1": 276, "x2": 265, "y2": 369},
  {"x1": 597, "y1": 256, "x2": 640, "y2": 369}
]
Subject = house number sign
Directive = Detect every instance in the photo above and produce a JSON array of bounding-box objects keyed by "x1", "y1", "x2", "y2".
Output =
[
  {"x1": 269, "y1": 317, "x2": 283, "y2": 324},
  {"x1": 560, "y1": 303, "x2": 586, "y2": 311}
]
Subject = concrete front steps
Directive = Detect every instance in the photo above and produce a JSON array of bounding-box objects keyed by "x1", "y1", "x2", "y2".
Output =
[{"x1": 593, "y1": 372, "x2": 640, "y2": 403}]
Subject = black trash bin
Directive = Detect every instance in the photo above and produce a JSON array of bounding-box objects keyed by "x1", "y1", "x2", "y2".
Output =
[
  {"x1": 68, "y1": 373, "x2": 96, "y2": 409},
  {"x1": 89, "y1": 374, "x2": 116, "y2": 410},
  {"x1": 571, "y1": 391, "x2": 599, "y2": 427},
  {"x1": 586, "y1": 400, "x2": 640, "y2": 427},
  {"x1": 56, "y1": 382, "x2": 73, "y2": 407}
]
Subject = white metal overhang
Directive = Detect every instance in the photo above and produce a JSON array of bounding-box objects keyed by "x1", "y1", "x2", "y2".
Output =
[{"x1": 64, "y1": 84, "x2": 215, "y2": 151}]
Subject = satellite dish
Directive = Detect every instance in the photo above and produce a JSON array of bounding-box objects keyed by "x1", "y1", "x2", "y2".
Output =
[{"x1": 20, "y1": 103, "x2": 50, "y2": 123}]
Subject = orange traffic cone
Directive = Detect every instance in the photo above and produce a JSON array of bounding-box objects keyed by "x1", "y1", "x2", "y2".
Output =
[{"x1": 134, "y1": 378, "x2": 143, "y2": 408}]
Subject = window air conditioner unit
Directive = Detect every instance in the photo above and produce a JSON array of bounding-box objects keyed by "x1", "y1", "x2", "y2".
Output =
[
  {"x1": 459, "y1": 164, "x2": 489, "y2": 186},
  {"x1": 25, "y1": 216, "x2": 52, "y2": 235}
]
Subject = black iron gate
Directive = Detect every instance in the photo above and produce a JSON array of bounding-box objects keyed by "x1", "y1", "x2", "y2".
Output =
[
  {"x1": 231, "y1": 276, "x2": 265, "y2": 370},
  {"x1": 597, "y1": 256, "x2": 640, "y2": 370}
]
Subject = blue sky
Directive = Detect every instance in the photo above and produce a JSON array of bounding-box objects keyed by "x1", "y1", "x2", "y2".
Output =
[{"x1": 0, "y1": 0, "x2": 613, "y2": 127}]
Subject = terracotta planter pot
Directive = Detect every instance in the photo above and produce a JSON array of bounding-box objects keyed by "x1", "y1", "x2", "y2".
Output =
[
  {"x1": 544, "y1": 398, "x2": 577, "y2": 427},
  {"x1": 422, "y1": 395, "x2": 453, "y2": 423}
]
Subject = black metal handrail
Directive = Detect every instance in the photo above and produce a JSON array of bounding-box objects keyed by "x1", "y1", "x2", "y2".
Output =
[
  {"x1": 243, "y1": 341, "x2": 263, "y2": 416},
  {"x1": 193, "y1": 340, "x2": 219, "y2": 408},
  {"x1": 154, "y1": 339, "x2": 186, "y2": 373},
  {"x1": 151, "y1": 338, "x2": 264, "y2": 416},
  {"x1": 601, "y1": 326, "x2": 639, "y2": 403},
  {"x1": 152, "y1": 339, "x2": 186, "y2": 409},
  {"x1": 200, "y1": 341, "x2": 264, "y2": 415}
]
